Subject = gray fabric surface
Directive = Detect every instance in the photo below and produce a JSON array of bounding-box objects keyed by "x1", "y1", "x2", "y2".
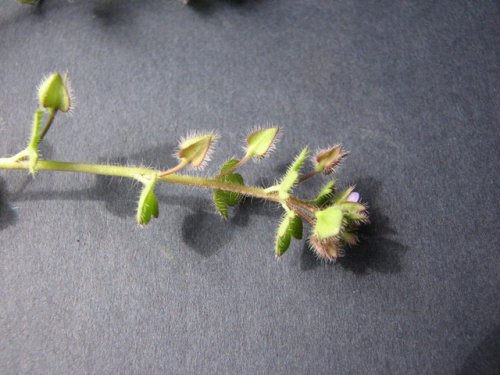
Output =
[{"x1": 0, "y1": 0, "x2": 499, "y2": 374}]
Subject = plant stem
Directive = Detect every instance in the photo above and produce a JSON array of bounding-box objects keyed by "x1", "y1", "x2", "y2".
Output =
[
  {"x1": 288, "y1": 196, "x2": 316, "y2": 214},
  {"x1": 287, "y1": 202, "x2": 315, "y2": 226},
  {"x1": 0, "y1": 157, "x2": 283, "y2": 202},
  {"x1": 298, "y1": 170, "x2": 317, "y2": 184},
  {"x1": 158, "y1": 159, "x2": 189, "y2": 177},
  {"x1": 39, "y1": 108, "x2": 57, "y2": 142},
  {"x1": 218, "y1": 154, "x2": 250, "y2": 176}
]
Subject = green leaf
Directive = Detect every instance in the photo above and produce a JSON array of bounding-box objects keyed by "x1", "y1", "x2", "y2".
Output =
[
  {"x1": 277, "y1": 147, "x2": 308, "y2": 199},
  {"x1": 275, "y1": 230, "x2": 291, "y2": 257},
  {"x1": 313, "y1": 180, "x2": 336, "y2": 207},
  {"x1": 178, "y1": 133, "x2": 217, "y2": 168},
  {"x1": 136, "y1": 178, "x2": 159, "y2": 225},
  {"x1": 314, "y1": 206, "x2": 343, "y2": 240},
  {"x1": 275, "y1": 215, "x2": 292, "y2": 257},
  {"x1": 38, "y1": 73, "x2": 71, "y2": 112},
  {"x1": 212, "y1": 159, "x2": 245, "y2": 219},
  {"x1": 289, "y1": 214, "x2": 303, "y2": 240},
  {"x1": 245, "y1": 127, "x2": 279, "y2": 158},
  {"x1": 275, "y1": 211, "x2": 303, "y2": 257},
  {"x1": 219, "y1": 159, "x2": 239, "y2": 174}
]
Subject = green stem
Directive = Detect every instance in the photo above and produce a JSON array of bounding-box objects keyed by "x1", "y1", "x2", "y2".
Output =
[
  {"x1": 0, "y1": 157, "x2": 282, "y2": 202},
  {"x1": 158, "y1": 159, "x2": 189, "y2": 177},
  {"x1": 287, "y1": 202, "x2": 315, "y2": 226},
  {"x1": 218, "y1": 154, "x2": 250, "y2": 176},
  {"x1": 38, "y1": 108, "x2": 57, "y2": 142},
  {"x1": 298, "y1": 170, "x2": 318, "y2": 184},
  {"x1": 288, "y1": 196, "x2": 317, "y2": 213}
]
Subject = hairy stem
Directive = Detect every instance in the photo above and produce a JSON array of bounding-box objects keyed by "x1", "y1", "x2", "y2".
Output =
[
  {"x1": 287, "y1": 202, "x2": 315, "y2": 226},
  {"x1": 158, "y1": 159, "x2": 189, "y2": 177},
  {"x1": 218, "y1": 154, "x2": 251, "y2": 176},
  {"x1": 0, "y1": 157, "x2": 285, "y2": 202},
  {"x1": 298, "y1": 170, "x2": 318, "y2": 184},
  {"x1": 39, "y1": 108, "x2": 57, "y2": 142}
]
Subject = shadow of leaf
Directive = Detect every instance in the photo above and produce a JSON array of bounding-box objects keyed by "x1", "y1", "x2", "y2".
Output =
[
  {"x1": 458, "y1": 327, "x2": 500, "y2": 375},
  {"x1": 181, "y1": 204, "x2": 232, "y2": 257},
  {"x1": 180, "y1": 194, "x2": 280, "y2": 257},
  {"x1": 0, "y1": 177, "x2": 18, "y2": 231},
  {"x1": 188, "y1": 0, "x2": 264, "y2": 15}
]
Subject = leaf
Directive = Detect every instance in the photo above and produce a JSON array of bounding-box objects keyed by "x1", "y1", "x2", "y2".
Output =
[
  {"x1": 314, "y1": 206, "x2": 343, "y2": 240},
  {"x1": 245, "y1": 127, "x2": 279, "y2": 158},
  {"x1": 219, "y1": 159, "x2": 239, "y2": 174},
  {"x1": 277, "y1": 147, "x2": 308, "y2": 199},
  {"x1": 313, "y1": 180, "x2": 336, "y2": 207},
  {"x1": 212, "y1": 159, "x2": 245, "y2": 219},
  {"x1": 38, "y1": 73, "x2": 71, "y2": 112},
  {"x1": 275, "y1": 230, "x2": 291, "y2": 257},
  {"x1": 178, "y1": 133, "x2": 217, "y2": 169},
  {"x1": 275, "y1": 215, "x2": 292, "y2": 257},
  {"x1": 289, "y1": 214, "x2": 303, "y2": 240},
  {"x1": 136, "y1": 177, "x2": 159, "y2": 225},
  {"x1": 275, "y1": 211, "x2": 303, "y2": 257}
]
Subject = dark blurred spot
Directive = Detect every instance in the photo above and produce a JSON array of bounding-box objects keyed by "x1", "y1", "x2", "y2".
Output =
[
  {"x1": 0, "y1": 178, "x2": 17, "y2": 231},
  {"x1": 458, "y1": 327, "x2": 500, "y2": 375}
]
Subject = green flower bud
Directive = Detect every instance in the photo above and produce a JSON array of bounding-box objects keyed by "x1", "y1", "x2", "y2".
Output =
[
  {"x1": 309, "y1": 235, "x2": 343, "y2": 261},
  {"x1": 37, "y1": 73, "x2": 72, "y2": 112},
  {"x1": 177, "y1": 132, "x2": 217, "y2": 169},
  {"x1": 314, "y1": 145, "x2": 349, "y2": 175},
  {"x1": 245, "y1": 127, "x2": 280, "y2": 159}
]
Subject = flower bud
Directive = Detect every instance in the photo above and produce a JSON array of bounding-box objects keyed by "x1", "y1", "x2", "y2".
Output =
[
  {"x1": 245, "y1": 127, "x2": 280, "y2": 159},
  {"x1": 314, "y1": 145, "x2": 349, "y2": 175},
  {"x1": 37, "y1": 73, "x2": 72, "y2": 112},
  {"x1": 177, "y1": 132, "x2": 217, "y2": 169},
  {"x1": 346, "y1": 191, "x2": 360, "y2": 202},
  {"x1": 309, "y1": 235, "x2": 343, "y2": 261}
]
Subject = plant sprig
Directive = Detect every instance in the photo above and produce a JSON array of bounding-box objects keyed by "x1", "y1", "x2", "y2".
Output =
[{"x1": 0, "y1": 72, "x2": 368, "y2": 262}]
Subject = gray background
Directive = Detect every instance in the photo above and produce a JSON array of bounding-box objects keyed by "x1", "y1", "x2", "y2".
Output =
[{"x1": 0, "y1": 0, "x2": 499, "y2": 374}]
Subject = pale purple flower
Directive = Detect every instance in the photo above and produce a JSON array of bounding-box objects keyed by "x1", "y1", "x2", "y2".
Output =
[{"x1": 346, "y1": 191, "x2": 360, "y2": 203}]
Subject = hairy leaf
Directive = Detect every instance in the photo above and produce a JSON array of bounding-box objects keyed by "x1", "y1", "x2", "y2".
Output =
[
  {"x1": 136, "y1": 178, "x2": 159, "y2": 225},
  {"x1": 213, "y1": 159, "x2": 244, "y2": 219},
  {"x1": 275, "y1": 211, "x2": 303, "y2": 257},
  {"x1": 313, "y1": 180, "x2": 336, "y2": 207},
  {"x1": 314, "y1": 206, "x2": 343, "y2": 240},
  {"x1": 289, "y1": 213, "x2": 303, "y2": 240},
  {"x1": 278, "y1": 147, "x2": 308, "y2": 199}
]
